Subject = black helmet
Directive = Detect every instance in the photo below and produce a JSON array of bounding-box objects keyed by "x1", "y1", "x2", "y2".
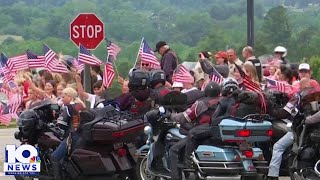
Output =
[
  {"x1": 17, "y1": 109, "x2": 40, "y2": 138},
  {"x1": 221, "y1": 77, "x2": 239, "y2": 96},
  {"x1": 204, "y1": 81, "x2": 221, "y2": 97},
  {"x1": 128, "y1": 68, "x2": 150, "y2": 90},
  {"x1": 149, "y1": 69, "x2": 166, "y2": 89}
]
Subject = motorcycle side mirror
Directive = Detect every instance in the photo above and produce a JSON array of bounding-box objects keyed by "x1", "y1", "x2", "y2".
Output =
[
  {"x1": 286, "y1": 123, "x2": 292, "y2": 132},
  {"x1": 159, "y1": 106, "x2": 165, "y2": 115}
]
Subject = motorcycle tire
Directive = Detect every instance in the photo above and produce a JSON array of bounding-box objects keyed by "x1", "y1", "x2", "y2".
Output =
[
  {"x1": 14, "y1": 176, "x2": 34, "y2": 180},
  {"x1": 135, "y1": 157, "x2": 157, "y2": 180}
]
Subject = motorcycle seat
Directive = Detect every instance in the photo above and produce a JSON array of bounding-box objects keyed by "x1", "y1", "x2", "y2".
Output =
[{"x1": 272, "y1": 119, "x2": 289, "y2": 138}]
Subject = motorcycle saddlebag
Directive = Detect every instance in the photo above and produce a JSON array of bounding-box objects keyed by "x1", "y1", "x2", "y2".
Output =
[
  {"x1": 82, "y1": 106, "x2": 147, "y2": 144},
  {"x1": 70, "y1": 149, "x2": 116, "y2": 175}
]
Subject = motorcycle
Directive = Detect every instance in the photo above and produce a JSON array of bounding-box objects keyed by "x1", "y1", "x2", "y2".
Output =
[
  {"x1": 285, "y1": 87, "x2": 320, "y2": 180},
  {"x1": 135, "y1": 92, "x2": 273, "y2": 180},
  {"x1": 14, "y1": 99, "x2": 148, "y2": 180}
]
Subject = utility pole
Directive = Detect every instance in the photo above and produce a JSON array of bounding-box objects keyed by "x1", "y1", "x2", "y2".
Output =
[{"x1": 247, "y1": 0, "x2": 254, "y2": 47}]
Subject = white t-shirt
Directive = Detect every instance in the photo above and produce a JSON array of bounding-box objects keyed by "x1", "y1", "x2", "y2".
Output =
[
  {"x1": 97, "y1": 75, "x2": 102, "y2": 81},
  {"x1": 87, "y1": 94, "x2": 104, "y2": 109}
]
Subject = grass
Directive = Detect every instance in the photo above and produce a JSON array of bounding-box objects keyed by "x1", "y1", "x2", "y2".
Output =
[
  {"x1": 0, "y1": 121, "x2": 17, "y2": 129},
  {"x1": 0, "y1": 35, "x2": 24, "y2": 44}
]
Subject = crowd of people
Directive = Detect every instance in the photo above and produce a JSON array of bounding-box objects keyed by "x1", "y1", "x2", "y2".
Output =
[{"x1": 1, "y1": 40, "x2": 320, "y2": 180}]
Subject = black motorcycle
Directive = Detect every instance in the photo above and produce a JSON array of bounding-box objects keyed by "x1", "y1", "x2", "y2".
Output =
[
  {"x1": 14, "y1": 99, "x2": 148, "y2": 180},
  {"x1": 286, "y1": 88, "x2": 320, "y2": 180}
]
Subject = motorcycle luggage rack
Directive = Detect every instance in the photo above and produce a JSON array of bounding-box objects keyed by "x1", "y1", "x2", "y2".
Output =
[{"x1": 241, "y1": 114, "x2": 271, "y2": 122}]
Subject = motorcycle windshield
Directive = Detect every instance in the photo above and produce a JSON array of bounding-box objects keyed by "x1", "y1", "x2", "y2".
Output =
[{"x1": 29, "y1": 99, "x2": 56, "y2": 110}]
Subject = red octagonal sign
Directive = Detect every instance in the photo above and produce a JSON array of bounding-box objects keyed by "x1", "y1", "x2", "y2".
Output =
[{"x1": 70, "y1": 13, "x2": 105, "y2": 50}]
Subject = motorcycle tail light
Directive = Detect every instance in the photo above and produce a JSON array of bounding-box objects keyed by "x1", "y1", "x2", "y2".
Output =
[
  {"x1": 112, "y1": 132, "x2": 124, "y2": 138},
  {"x1": 266, "y1": 129, "x2": 273, "y2": 137},
  {"x1": 116, "y1": 148, "x2": 127, "y2": 157},
  {"x1": 236, "y1": 130, "x2": 250, "y2": 137},
  {"x1": 242, "y1": 150, "x2": 253, "y2": 158}
]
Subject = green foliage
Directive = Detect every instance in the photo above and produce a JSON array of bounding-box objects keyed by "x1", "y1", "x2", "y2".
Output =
[
  {"x1": 309, "y1": 56, "x2": 320, "y2": 82},
  {"x1": 261, "y1": 6, "x2": 292, "y2": 46}
]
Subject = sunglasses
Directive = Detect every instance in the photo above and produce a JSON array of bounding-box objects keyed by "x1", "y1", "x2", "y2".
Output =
[
  {"x1": 274, "y1": 52, "x2": 284, "y2": 54},
  {"x1": 299, "y1": 69, "x2": 310, "y2": 73},
  {"x1": 142, "y1": 63, "x2": 149, "y2": 66}
]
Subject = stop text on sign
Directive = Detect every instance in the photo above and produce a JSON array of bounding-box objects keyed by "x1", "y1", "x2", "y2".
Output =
[{"x1": 71, "y1": 25, "x2": 102, "y2": 38}]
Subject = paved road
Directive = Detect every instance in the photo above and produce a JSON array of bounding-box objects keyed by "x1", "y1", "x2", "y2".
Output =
[{"x1": 0, "y1": 128, "x2": 290, "y2": 180}]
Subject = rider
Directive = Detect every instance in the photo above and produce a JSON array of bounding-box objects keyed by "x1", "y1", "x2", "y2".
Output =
[
  {"x1": 267, "y1": 78, "x2": 313, "y2": 180},
  {"x1": 181, "y1": 78, "x2": 240, "y2": 168},
  {"x1": 50, "y1": 87, "x2": 86, "y2": 180},
  {"x1": 149, "y1": 69, "x2": 171, "y2": 105},
  {"x1": 116, "y1": 68, "x2": 153, "y2": 116},
  {"x1": 169, "y1": 81, "x2": 221, "y2": 180},
  {"x1": 273, "y1": 46, "x2": 288, "y2": 65}
]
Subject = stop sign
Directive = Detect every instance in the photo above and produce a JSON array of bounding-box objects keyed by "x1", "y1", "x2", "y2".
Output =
[{"x1": 70, "y1": 13, "x2": 105, "y2": 50}]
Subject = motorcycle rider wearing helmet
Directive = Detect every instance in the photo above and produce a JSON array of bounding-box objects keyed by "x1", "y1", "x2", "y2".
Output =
[
  {"x1": 273, "y1": 46, "x2": 288, "y2": 64},
  {"x1": 167, "y1": 81, "x2": 221, "y2": 180},
  {"x1": 267, "y1": 78, "x2": 313, "y2": 180},
  {"x1": 181, "y1": 78, "x2": 240, "y2": 169},
  {"x1": 149, "y1": 69, "x2": 171, "y2": 105},
  {"x1": 116, "y1": 68, "x2": 153, "y2": 116},
  {"x1": 51, "y1": 87, "x2": 86, "y2": 180}
]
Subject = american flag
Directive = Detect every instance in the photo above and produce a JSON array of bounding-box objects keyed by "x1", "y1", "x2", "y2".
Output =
[
  {"x1": 27, "y1": 50, "x2": 45, "y2": 68},
  {"x1": 210, "y1": 67, "x2": 224, "y2": 84},
  {"x1": 234, "y1": 63, "x2": 261, "y2": 92},
  {"x1": 0, "y1": 104, "x2": 12, "y2": 126},
  {"x1": 0, "y1": 53, "x2": 14, "y2": 83},
  {"x1": 266, "y1": 78, "x2": 289, "y2": 93},
  {"x1": 7, "y1": 93, "x2": 22, "y2": 116},
  {"x1": 73, "y1": 59, "x2": 84, "y2": 73},
  {"x1": 78, "y1": 44, "x2": 102, "y2": 65},
  {"x1": 103, "y1": 58, "x2": 115, "y2": 88},
  {"x1": 106, "y1": 38, "x2": 121, "y2": 60},
  {"x1": 234, "y1": 63, "x2": 267, "y2": 114},
  {"x1": 43, "y1": 44, "x2": 69, "y2": 73},
  {"x1": 172, "y1": 64, "x2": 192, "y2": 83},
  {"x1": 139, "y1": 40, "x2": 160, "y2": 69},
  {"x1": 7, "y1": 54, "x2": 28, "y2": 72}
]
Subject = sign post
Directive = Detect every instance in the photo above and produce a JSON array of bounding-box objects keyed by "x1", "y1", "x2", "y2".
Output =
[{"x1": 70, "y1": 13, "x2": 105, "y2": 94}]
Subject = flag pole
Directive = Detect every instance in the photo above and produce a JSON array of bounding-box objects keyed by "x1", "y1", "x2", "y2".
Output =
[{"x1": 133, "y1": 37, "x2": 144, "y2": 69}]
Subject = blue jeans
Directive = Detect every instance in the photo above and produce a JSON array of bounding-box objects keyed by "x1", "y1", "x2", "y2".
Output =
[
  {"x1": 51, "y1": 134, "x2": 80, "y2": 161},
  {"x1": 268, "y1": 132, "x2": 294, "y2": 177}
]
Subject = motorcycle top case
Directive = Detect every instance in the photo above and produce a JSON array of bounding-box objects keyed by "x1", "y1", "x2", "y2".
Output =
[
  {"x1": 218, "y1": 117, "x2": 272, "y2": 142},
  {"x1": 82, "y1": 106, "x2": 148, "y2": 144}
]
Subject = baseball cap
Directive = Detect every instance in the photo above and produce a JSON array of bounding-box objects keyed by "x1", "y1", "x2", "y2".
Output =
[
  {"x1": 154, "y1": 41, "x2": 168, "y2": 52},
  {"x1": 214, "y1": 51, "x2": 227, "y2": 59},
  {"x1": 200, "y1": 51, "x2": 212, "y2": 58},
  {"x1": 298, "y1": 63, "x2": 310, "y2": 71}
]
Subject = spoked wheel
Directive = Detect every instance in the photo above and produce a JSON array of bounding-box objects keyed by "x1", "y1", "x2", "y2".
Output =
[{"x1": 136, "y1": 157, "x2": 157, "y2": 180}]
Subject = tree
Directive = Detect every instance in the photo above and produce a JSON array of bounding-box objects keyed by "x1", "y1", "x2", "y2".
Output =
[{"x1": 261, "y1": 6, "x2": 292, "y2": 46}]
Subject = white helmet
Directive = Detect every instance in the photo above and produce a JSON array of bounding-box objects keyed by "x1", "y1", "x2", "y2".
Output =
[{"x1": 273, "y1": 46, "x2": 287, "y2": 57}]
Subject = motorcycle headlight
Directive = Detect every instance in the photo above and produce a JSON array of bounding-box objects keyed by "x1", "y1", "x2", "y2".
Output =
[
  {"x1": 14, "y1": 131, "x2": 22, "y2": 140},
  {"x1": 144, "y1": 126, "x2": 152, "y2": 135}
]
